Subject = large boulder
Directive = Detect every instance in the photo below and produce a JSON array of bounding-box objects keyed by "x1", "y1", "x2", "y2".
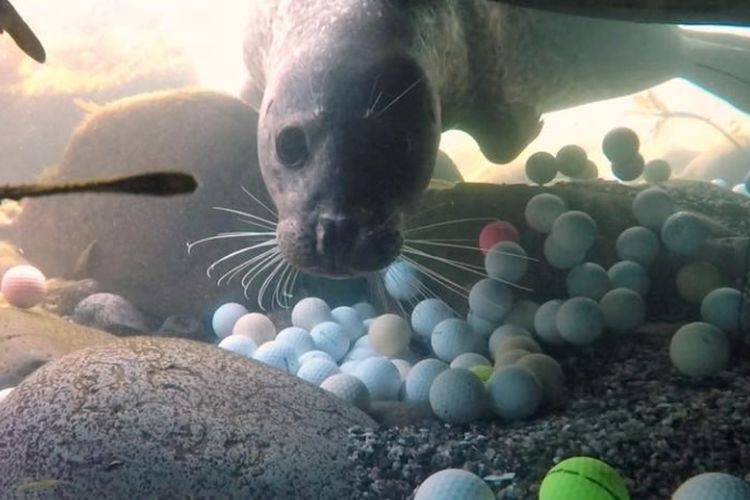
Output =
[
  {"x1": 15, "y1": 89, "x2": 266, "y2": 319},
  {"x1": 0, "y1": 336, "x2": 375, "y2": 498},
  {"x1": 0, "y1": 307, "x2": 117, "y2": 389}
]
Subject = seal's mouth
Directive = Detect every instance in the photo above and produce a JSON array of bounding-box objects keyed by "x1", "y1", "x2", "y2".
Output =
[{"x1": 277, "y1": 215, "x2": 403, "y2": 278}]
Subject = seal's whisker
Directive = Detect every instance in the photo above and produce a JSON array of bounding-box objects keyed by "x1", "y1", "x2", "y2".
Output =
[
  {"x1": 220, "y1": 247, "x2": 280, "y2": 286},
  {"x1": 404, "y1": 217, "x2": 497, "y2": 234},
  {"x1": 406, "y1": 238, "x2": 539, "y2": 262},
  {"x1": 215, "y1": 245, "x2": 279, "y2": 286},
  {"x1": 402, "y1": 244, "x2": 533, "y2": 292},
  {"x1": 277, "y1": 261, "x2": 297, "y2": 309},
  {"x1": 374, "y1": 76, "x2": 424, "y2": 118},
  {"x1": 272, "y1": 261, "x2": 288, "y2": 309},
  {"x1": 241, "y1": 186, "x2": 278, "y2": 219},
  {"x1": 288, "y1": 268, "x2": 301, "y2": 306},
  {"x1": 404, "y1": 202, "x2": 452, "y2": 225},
  {"x1": 364, "y1": 73, "x2": 381, "y2": 118},
  {"x1": 206, "y1": 240, "x2": 279, "y2": 280},
  {"x1": 211, "y1": 206, "x2": 277, "y2": 230},
  {"x1": 187, "y1": 231, "x2": 275, "y2": 254},
  {"x1": 240, "y1": 251, "x2": 281, "y2": 289},
  {"x1": 241, "y1": 253, "x2": 284, "y2": 303},
  {"x1": 399, "y1": 254, "x2": 469, "y2": 299},
  {"x1": 258, "y1": 257, "x2": 287, "y2": 310},
  {"x1": 366, "y1": 271, "x2": 389, "y2": 312},
  {"x1": 366, "y1": 91, "x2": 384, "y2": 118}
]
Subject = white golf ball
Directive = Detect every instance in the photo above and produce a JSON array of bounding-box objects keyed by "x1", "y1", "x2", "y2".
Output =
[
  {"x1": 566, "y1": 262, "x2": 611, "y2": 300},
  {"x1": 310, "y1": 321, "x2": 351, "y2": 362},
  {"x1": 632, "y1": 186, "x2": 674, "y2": 231},
  {"x1": 550, "y1": 210, "x2": 597, "y2": 254},
  {"x1": 411, "y1": 298, "x2": 456, "y2": 342},
  {"x1": 599, "y1": 288, "x2": 646, "y2": 335},
  {"x1": 275, "y1": 326, "x2": 315, "y2": 358},
  {"x1": 253, "y1": 341, "x2": 299, "y2": 374},
  {"x1": 211, "y1": 302, "x2": 248, "y2": 339},
  {"x1": 672, "y1": 472, "x2": 750, "y2": 500},
  {"x1": 404, "y1": 358, "x2": 449, "y2": 405},
  {"x1": 616, "y1": 226, "x2": 660, "y2": 266},
  {"x1": 320, "y1": 373, "x2": 370, "y2": 410},
  {"x1": 353, "y1": 357, "x2": 402, "y2": 401},
  {"x1": 556, "y1": 297, "x2": 604, "y2": 345},
  {"x1": 486, "y1": 365, "x2": 542, "y2": 421},
  {"x1": 608, "y1": 260, "x2": 650, "y2": 296},
  {"x1": 432, "y1": 318, "x2": 477, "y2": 362},
  {"x1": 218, "y1": 334, "x2": 257, "y2": 358},
  {"x1": 292, "y1": 297, "x2": 332, "y2": 330},
  {"x1": 701, "y1": 287, "x2": 750, "y2": 334},
  {"x1": 414, "y1": 469, "x2": 494, "y2": 500},
  {"x1": 468, "y1": 278, "x2": 513, "y2": 322},
  {"x1": 296, "y1": 357, "x2": 340, "y2": 385},
  {"x1": 670, "y1": 322, "x2": 730, "y2": 377},
  {"x1": 484, "y1": 241, "x2": 528, "y2": 283},
  {"x1": 525, "y1": 193, "x2": 568, "y2": 234},
  {"x1": 331, "y1": 306, "x2": 366, "y2": 342},
  {"x1": 429, "y1": 368, "x2": 488, "y2": 424}
]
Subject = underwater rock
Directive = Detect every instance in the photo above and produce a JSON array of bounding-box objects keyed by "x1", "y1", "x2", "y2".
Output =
[
  {"x1": 0, "y1": 307, "x2": 116, "y2": 390},
  {"x1": 73, "y1": 292, "x2": 148, "y2": 335},
  {"x1": 157, "y1": 314, "x2": 209, "y2": 342},
  {"x1": 15, "y1": 90, "x2": 266, "y2": 319},
  {"x1": 409, "y1": 178, "x2": 750, "y2": 316},
  {"x1": 0, "y1": 337, "x2": 375, "y2": 498},
  {"x1": 40, "y1": 277, "x2": 101, "y2": 317}
]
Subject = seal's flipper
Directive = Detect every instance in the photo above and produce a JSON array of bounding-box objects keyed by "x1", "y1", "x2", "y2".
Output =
[
  {"x1": 680, "y1": 30, "x2": 750, "y2": 114},
  {"x1": 464, "y1": 100, "x2": 543, "y2": 164}
]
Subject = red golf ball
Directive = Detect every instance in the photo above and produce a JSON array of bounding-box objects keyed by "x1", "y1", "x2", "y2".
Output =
[{"x1": 479, "y1": 220, "x2": 519, "y2": 254}]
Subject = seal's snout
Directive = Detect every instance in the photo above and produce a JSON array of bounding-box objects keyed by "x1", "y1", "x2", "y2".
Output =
[{"x1": 315, "y1": 213, "x2": 402, "y2": 277}]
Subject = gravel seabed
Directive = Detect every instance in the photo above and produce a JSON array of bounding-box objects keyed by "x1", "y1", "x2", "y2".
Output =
[{"x1": 345, "y1": 324, "x2": 750, "y2": 499}]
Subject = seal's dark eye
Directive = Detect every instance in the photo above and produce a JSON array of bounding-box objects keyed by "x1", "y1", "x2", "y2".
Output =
[{"x1": 276, "y1": 126, "x2": 308, "y2": 167}]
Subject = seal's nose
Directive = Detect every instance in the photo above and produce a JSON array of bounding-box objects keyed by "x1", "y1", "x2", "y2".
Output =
[
  {"x1": 316, "y1": 214, "x2": 358, "y2": 263},
  {"x1": 315, "y1": 214, "x2": 402, "y2": 274}
]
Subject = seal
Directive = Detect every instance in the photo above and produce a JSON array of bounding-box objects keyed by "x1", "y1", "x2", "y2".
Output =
[
  {"x1": 243, "y1": 0, "x2": 542, "y2": 278},
  {"x1": 243, "y1": 0, "x2": 750, "y2": 278}
]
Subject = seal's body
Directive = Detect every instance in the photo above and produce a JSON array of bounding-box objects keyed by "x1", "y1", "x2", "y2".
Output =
[{"x1": 243, "y1": 0, "x2": 750, "y2": 278}]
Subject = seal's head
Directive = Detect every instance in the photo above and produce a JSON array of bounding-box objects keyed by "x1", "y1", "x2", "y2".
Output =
[{"x1": 258, "y1": 45, "x2": 440, "y2": 278}]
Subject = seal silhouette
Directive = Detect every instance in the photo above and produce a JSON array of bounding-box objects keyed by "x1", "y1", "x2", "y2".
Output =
[{"x1": 243, "y1": 0, "x2": 750, "y2": 278}]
